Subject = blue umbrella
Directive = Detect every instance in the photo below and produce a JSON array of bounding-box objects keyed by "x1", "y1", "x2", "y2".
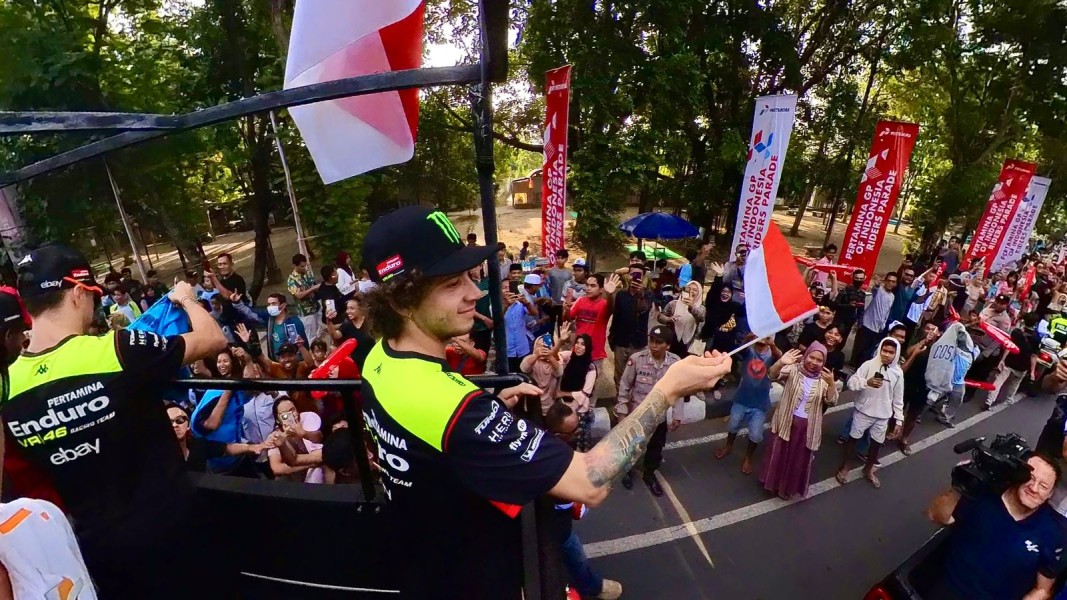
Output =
[{"x1": 619, "y1": 212, "x2": 700, "y2": 239}]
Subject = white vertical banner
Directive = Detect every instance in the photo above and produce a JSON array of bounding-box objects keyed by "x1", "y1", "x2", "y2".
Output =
[
  {"x1": 729, "y1": 94, "x2": 798, "y2": 259},
  {"x1": 990, "y1": 176, "x2": 1051, "y2": 273}
]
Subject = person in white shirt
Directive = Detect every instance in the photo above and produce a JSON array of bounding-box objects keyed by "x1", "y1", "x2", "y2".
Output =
[{"x1": 836, "y1": 337, "x2": 904, "y2": 488}]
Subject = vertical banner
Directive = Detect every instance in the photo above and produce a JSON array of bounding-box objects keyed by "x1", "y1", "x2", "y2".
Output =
[
  {"x1": 839, "y1": 120, "x2": 920, "y2": 278},
  {"x1": 541, "y1": 65, "x2": 572, "y2": 259},
  {"x1": 963, "y1": 159, "x2": 1038, "y2": 275},
  {"x1": 990, "y1": 176, "x2": 1051, "y2": 273},
  {"x1": 729, "y1": 94, "x2": 798, "y2": 258}
]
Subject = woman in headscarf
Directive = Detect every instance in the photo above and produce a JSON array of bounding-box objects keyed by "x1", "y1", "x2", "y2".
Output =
[
  {"x1": 558, "y1": 330, "x2": 598, "y2": 451},
  {"x1": 658, "y1": 280, "x2": 706, "y2": 358},
  {"x1": 759, "y1": 342, "x2": 839, "y2": 500},
  {"x1": 700, "y1": 264, "x2": 742, "y2": 354}
]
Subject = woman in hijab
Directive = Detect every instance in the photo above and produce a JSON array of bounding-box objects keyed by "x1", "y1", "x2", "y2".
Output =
[
  {"x1": 700, "y1": 264, "x2": 741, "y2": 353},
  {"x1": 760, "y1": 342, "x2": 839, "y2": 500},
  {"x1": 658, "y1": 280, "x2": 706, "y2": 357},
  {"x1": 558, "y1": 332, "x2": 598, "y2": 451}
]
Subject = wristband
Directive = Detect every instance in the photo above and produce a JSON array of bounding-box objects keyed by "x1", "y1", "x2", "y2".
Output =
[{"x1": 178, "y1": 295, "x2": 196, "y2": 307}]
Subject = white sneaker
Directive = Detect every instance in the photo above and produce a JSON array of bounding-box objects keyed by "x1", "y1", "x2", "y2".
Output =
[{"x1": 595, "y1": 579, "x2": 623, "y2": 600}]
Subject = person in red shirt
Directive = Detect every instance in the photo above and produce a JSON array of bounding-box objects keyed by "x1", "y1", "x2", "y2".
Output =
[
  {"x1": 445, "y1": 333, "x2": 487, "y2": 376},
  {"x1": 565, "y1": 273, "x2": 621, "y2": 368}
]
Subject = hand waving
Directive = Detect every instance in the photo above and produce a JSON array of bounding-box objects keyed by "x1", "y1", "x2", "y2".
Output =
[
  {"x1": 709, "y1": 262, "x2": 724, "y2": 277},
  {"x1": 234, "y1": 323, "x2": 253, "y2": 344},
  {"x1": 780, "y1": 348, "x2": 803, "y2": 366},
  {"x1": 603, "y1": 273, "x2": 622, "y2": 295}
]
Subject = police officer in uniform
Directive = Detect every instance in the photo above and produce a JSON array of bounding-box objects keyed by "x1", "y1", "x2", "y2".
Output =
[
  {"x1": 615, "y1": 325, "x2": 683, "y2": 496},
  {"x1": 357, "y1": 206, "x2": 733, "y2": 599}
]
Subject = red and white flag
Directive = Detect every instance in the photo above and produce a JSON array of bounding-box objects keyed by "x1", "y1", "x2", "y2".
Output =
[
  {"x1": 963, "y1": 159, "x2": 1037, "y2": 275},
  {"x1": 745, "y1": 224, "x2": 818, "y2": 337},
  {"x1": 541, "y1": 66, "x2": 572, "y2": 258},
  {"x1": 979, "y1": 320, "x2": 1020, "y2": 354},
  {"x1": 284, "y1": 0, "x2": 424, "y2": 184},
  {"x1": 792, "y1": 255, "x2": 859, "y2": 280}
]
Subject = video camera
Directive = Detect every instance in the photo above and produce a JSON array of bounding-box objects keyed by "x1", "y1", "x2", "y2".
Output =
[{"x1": 951, "y1": 433, "x2": 1032, "y2": 497}]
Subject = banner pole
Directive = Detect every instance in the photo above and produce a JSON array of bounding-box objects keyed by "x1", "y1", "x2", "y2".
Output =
[
  {"x1": 269, "y1": 111, "x2": 309, "y2": 260},
  {"x1": 105, "y1": 160, "x2": 148, "y2": 283}
]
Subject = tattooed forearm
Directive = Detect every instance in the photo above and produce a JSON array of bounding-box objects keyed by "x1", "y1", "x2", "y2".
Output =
[{"x1": 584, "y1": 387, "x2": 674, "y2": 487}]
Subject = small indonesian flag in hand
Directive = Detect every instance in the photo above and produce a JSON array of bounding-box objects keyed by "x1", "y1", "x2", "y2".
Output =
[{"x1": 744, "y1": 224, "x2": 818, "y2": 338}]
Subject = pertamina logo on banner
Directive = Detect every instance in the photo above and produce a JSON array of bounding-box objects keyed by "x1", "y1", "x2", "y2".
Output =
[
  {"x1": 990, "y1": 176, "x2": 1052, "y2": 273},
  {"x1": 541, "y1": 65, "x2": 572, "y2": 259},
  {"x1": 839, "y1": 120, "x2": 920, "y2": 279},
  {"x1": 729, "y1": 94, "x2": 798, "y2": 259},
  {"x1": 963, "y1": 159, "x2": 1037, "y2": 275}
]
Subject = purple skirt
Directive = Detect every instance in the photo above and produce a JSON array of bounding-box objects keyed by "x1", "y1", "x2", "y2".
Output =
[{"x1": 759, "y1": 415, "x2": 814, "y2": 500}]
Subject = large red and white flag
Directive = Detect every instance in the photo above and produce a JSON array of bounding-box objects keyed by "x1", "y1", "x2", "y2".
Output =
[
  {"x1": 990, "y1": 176, "x2": 1051, "y2": 273},
  {"x1": 541, "y1": 66, "x2": 572, "y2": 258},
  {"x1": 839, "y1": 120, "x2": 919, "y2": 278},
  {"x1": 745, "y1": 224, "x2": 818, "y2": 337},
  {"x1": 963, "y1": 159, "x2": 1037, "y2": 275},
  {"x1": 284, "y1": 0, "x2": 424, "y2": 184}
]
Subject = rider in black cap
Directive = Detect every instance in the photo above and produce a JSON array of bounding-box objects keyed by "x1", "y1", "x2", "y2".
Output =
[
  {"x1": 2, "y1": 244, "x2": 229, "y2": 598},
  {"x1": 358, "y1": 206, "x2": 732, "y2": 599}
]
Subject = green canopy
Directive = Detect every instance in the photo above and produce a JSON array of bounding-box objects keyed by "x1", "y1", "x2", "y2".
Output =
[{"x1": 625, "y1": 244, "x2": 682, "y2": 260}]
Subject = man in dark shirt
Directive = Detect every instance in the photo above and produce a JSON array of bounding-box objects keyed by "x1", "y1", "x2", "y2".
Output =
[
  {"x1": 2, "y1": 244, "x2": 228, "y2": 598},
  {"x1": 209, "y1": 251, "x2": 248, "y2": 302},
  {"x1": 984, "y1": 312, "x2": 1041, "y2": 410},
  {"x1": 798, "y1": 302, "x2": 836, "y2": 351},
  {"x1": 609, "y1": 264, "x2": 652, "y2": 388},
  {"x1": 316, "y1": 264, "x2": 346, "y2": 328},
  {"x1": 928, "y1": 454, "x2": 1066, "y2": 600},
  {"x1": 358, "y1": 206, "x2": 732, "y2": 599},
  {"x1": 834, "y1": 269, "x2": 867, "y2": 346}
]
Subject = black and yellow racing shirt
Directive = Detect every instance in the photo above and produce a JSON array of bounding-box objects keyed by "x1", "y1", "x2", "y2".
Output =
[
  {"x1": 1, "y1": 329, "x2": 190, "y2": 557},
  {"x1": 362, "y1": 340, "x2": 573, "y2": 599}
]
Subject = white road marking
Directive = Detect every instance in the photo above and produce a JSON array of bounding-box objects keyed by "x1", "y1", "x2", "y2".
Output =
[
  {"x1": 585, "y1": 402, "x2": 1006, "y2": 559},
  {"x1": 655, "y1": 471, "x2": 716, "y2": 568},
  {"x1": 664, "y1": 402, "x2": 855, "y2": 450},
  {"x1": 241, "y1": 572, "x2": 399, "y2": 593}
]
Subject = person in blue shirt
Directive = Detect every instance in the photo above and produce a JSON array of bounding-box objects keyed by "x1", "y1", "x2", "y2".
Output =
[
  {"x1": 503, "y1": 287, "x2": 535, "y2": 373},
  {"x1": 927, "y1": 454, "x2": 1067, "y2": 600},
  {"x1": 715, "y1": 334, "x2": 781, "y2": 474},
  {"x1": 677, "y1": 250, "x2": 697, "y2": 289}
]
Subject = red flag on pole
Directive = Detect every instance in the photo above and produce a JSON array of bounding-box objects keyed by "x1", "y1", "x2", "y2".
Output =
[
  {"x1": 541, "y1": 66, "x2": 572, "y2": 258},
  {"x1": 963, "y1": 159, "x2": 1037, "y2": 275},
  {"x1": 744, "y1": 224, "x2": 818, "y2": 337},
  {"x1": 979, "y1": 320, "x2": 1020, "y2": 354},
  {"x1": 840, "y1": 121, "x2": 919, "y2": 278}
]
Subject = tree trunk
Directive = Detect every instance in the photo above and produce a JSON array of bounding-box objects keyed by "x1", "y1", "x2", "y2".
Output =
[{"x1": 790, "y1": 184, "x2": 815, "y2": 237}]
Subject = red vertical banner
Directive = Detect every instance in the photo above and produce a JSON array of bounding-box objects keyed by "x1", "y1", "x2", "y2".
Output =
[
  {"x1": 541, "y1": 66, "x2": 572, "y2": 258},
  {"x1": 840, "y1": 120, "x2": 920, "y2": 278},
  {"x1": 963, "y1": 159, "x2": 1037, "y2": 275}
]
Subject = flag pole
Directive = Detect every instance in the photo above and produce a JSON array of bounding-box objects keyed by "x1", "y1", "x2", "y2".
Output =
[
  {"x1": 105, "y1": 160, "x2": 148, "y2": 283},
  {"x1": 269, "y1": 111, "x2": 309, "y2": 260}
]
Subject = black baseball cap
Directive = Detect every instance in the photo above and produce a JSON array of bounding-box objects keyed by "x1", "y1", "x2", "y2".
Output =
[
  {"x1": 649, "y1": 325, "x2": 675, "y2": 344},
  {"x1": 995, "y1": 293, "x2": 1012, "y2": 304},
  {"x1": 0, "y1": 287, "x2": 29, "y2": 327},
  {"x1": 17, "y1": 244, "x2": 101, "y2": 299},
  {"x1": 362, "y1": 206, "x2": 497, "y2": 283}
]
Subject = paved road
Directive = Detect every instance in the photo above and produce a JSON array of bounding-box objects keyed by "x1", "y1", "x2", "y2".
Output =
[{"x1": 575, "y1": 387, "x2": 1056, "y2": 600}]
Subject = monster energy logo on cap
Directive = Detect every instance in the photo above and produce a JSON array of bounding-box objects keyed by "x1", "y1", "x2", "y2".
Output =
[{"x1": 427, "y1": 211, "x2": 461, "y2": 244}]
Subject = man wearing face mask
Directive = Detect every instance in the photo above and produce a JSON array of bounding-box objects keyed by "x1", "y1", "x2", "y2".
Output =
[
  {"x1": 833, "y1": 269, "x2": 868, "y2": 347},
  {"x1": 1, "y1": 244, "x2": 228, "y2": 598}
]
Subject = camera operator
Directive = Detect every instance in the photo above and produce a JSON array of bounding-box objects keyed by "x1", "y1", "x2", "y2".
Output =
[{"x1": 927, "y1": 453, "x2": 1066, "y2": 600}]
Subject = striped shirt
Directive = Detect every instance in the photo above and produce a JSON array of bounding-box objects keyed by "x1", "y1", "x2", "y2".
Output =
[{"x1": 862, "y1": 285, "x2": 895, "y2": 332}]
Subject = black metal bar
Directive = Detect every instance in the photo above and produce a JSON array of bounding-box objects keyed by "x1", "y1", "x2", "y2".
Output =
[
  {"x1": 470, "y1": 56, "x2": 507, "y2": 375},
  {"x1": 340, "y1": 388, "x2": 377, "y2": 502},
  {"x1": 168, "y1": 374, "x2": 525, "y2": 392},
  {"x1": 0, "y1": 111, "x2": 181, "y2": 134},
  {"x1": 0, "y1": 64, "x2": 482, "y2": 185}
]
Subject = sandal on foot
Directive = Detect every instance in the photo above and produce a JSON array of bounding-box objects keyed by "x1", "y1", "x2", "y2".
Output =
[
  {"x1": 864, "y1": 471, "x2": 881, "y2": 489},
  {"x1": 835, "y1": 470, "x2": 848, "y2": 485}
]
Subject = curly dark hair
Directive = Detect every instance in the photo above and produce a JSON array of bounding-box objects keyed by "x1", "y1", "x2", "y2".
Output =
[{"x1": 362, "y1": 269, "x2": 435, "y2": 340}]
